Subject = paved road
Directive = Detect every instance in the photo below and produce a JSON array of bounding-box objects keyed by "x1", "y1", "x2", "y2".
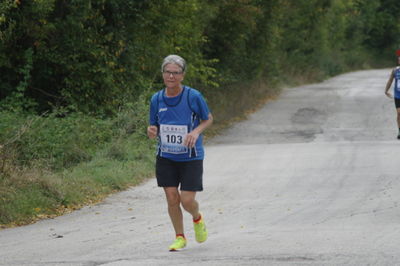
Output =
[{"x1": 1, "y1": 69, "x2": 399, "y2": 266}]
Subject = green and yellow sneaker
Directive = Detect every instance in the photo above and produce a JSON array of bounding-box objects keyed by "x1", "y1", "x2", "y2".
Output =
[
  {"x1": 193, "y1": 213, "x2": 208, "y2": 243},
  {"x1": 169, "y1": 236, "x2": 187, "y2": 251}
]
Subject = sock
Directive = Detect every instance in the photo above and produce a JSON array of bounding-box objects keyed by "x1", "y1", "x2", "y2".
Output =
[
  {"x1": 176, "y1": 234, "x2": 185, "y2": 239},
  {"x1": 193, "y1": 214, "x2": 202, "y2": 223}
]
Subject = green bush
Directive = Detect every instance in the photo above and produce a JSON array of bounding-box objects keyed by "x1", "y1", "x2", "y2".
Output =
[
  {"x1": 0, "y1": 94, "x2": 153, "y2": 170},
  {"x1": 0, "y1": 112, "x2": 111, "y2": 169}
]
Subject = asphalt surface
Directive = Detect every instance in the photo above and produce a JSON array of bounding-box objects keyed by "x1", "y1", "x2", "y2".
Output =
[{"x1": 1, "y1": 69, "x2": 399, "y2": 266}]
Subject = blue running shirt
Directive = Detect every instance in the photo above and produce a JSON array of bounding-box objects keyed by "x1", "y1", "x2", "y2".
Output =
[
  {"x1": 394, "y1": 67, "x2": 400, "y2": 99},
  {"x1": 149, "y1": 86, "x2": 211, "y2": 161}
]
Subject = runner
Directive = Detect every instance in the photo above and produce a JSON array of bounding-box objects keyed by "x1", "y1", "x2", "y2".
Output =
[
  {"x1": 384, "y1": 49, "x2": 400, "y2": 139},
  {"x1": 147, "y1": 54, "x2": 213, "y2": 251}
]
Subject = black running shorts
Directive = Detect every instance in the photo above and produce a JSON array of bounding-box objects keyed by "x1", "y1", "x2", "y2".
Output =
[
  {"x1": 155, "y1": 156, "x2": 203, "y2": 191},
  {"x1": 395, "y1": 98, "x2": 400, "y2": 108}
]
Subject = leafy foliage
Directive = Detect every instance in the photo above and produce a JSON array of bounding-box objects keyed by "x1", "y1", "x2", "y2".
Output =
[{"x1": 1, "y1": 0, "x2": 399, "y2": 114}]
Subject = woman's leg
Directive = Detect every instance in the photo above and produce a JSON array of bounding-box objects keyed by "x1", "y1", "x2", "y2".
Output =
[
  {"x1": 163, "y1": 187, "x2": 184, "y2": 235},
  {"x1": 180, "y1": 190, "x2": 200, "y2": 220}
]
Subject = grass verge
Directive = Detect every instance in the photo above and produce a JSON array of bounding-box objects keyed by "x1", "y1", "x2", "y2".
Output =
[{"x1": 0, "y1": 133, "x2": 155, "y2": 228}]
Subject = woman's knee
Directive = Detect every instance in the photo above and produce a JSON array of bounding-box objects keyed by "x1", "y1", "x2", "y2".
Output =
[
  {"x1": 180, "y1": 198, "x2": 192, "y2": 209},
  {"x1": 164, "y1": 188, "x2": 180, "y2": 207},
  {"x1": 180, "y1": 193, "x2": 197, "y2": 210}
]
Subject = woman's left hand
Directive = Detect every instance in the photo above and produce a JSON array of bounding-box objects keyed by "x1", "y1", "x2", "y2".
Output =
[
  {"x1": 184, "y1": 131, "x2": 199, "y2": 148},
  {"x1": 385, "y1": 91, "x2": 393, "y2": 99}
]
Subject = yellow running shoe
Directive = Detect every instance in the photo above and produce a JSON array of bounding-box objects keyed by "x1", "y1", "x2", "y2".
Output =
[
  {"x1": 169, "y1": 236, "x2": 187, "y2": 251},
  {"x1": 193, "y1": 213, "x2": 208, "y2": 243}
]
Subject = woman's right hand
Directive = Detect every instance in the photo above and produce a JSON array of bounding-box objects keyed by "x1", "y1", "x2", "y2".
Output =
[{"x1": 147, "y1": 125, "x2": 158, "y2": 139}]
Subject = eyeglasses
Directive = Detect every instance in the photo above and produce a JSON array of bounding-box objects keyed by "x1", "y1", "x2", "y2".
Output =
[{"x1": 162, "y1": 70, "x2": 183, "y2": 76}]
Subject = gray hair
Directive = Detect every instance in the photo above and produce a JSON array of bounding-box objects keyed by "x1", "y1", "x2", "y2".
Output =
[{"x1": 161, "y1": 54, "x2": 186, "y2": 73}]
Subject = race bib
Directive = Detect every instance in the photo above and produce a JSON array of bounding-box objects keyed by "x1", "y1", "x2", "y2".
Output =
[{"x1": 160, "y1": 124, "x2": 188, "y2": 154}]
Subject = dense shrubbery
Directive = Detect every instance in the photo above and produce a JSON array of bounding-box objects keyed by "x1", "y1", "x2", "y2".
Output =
[
  {"x1": 0, "y1": 0, "x2": 399, "y2": 226},
  {"x1": 1, "y1": 0, "x2": 399, "y2": 116}
]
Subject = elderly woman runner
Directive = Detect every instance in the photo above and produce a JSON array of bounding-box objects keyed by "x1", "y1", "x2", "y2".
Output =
[{"x1": 147, "y1": 54, "x2": 213, "y2": 251}]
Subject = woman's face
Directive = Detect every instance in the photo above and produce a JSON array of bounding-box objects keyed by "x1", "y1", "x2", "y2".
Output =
[{"x1": 162, "y1": 63, "x2": 184, "y2": 89}]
